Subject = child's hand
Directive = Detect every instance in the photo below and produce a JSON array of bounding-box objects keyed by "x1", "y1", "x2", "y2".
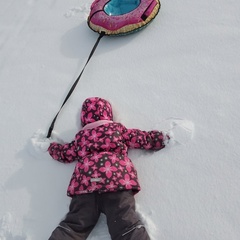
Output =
[
  {"x1": 31, "y1": 129, "x2": 53, "y2": 152},
  {"x1": 155, "y1": 118, "x2": 194, "y2": 146},
  {"x1": 31, "y1": 129, "x2": 64, "y2": 152}
]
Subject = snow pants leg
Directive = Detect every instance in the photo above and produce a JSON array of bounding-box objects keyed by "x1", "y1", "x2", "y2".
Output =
[
  {"x1": 48, "y1": 191, "x2": 150, "y2": 240},
  {"x1": 101, "y1": 191, "x2": 150, "y2": 240},
  {"x1": 48, "y1": 194, "x2": 100, "y2": 240}
]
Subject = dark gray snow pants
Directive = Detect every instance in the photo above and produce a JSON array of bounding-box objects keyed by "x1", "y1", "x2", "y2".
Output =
[{"x1": 48, "y1": 190, "x2": 150, "y2": 240}]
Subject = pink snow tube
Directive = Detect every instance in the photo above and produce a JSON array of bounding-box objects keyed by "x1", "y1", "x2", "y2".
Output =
[{"x1": 88, "y1": 0, "x2": 161, "y2": 36}]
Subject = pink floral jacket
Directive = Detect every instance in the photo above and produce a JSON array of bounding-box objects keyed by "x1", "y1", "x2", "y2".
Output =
[{"x1": 48, "y1": 97, "x2": 167, "y2": 197}]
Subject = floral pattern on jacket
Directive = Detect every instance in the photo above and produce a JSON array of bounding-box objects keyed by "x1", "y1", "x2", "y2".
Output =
[{"x1": 48, "y1": 97, "x2": 168, "y2": 197}]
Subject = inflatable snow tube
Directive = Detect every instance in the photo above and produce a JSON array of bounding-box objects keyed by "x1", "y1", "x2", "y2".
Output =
[{"x1": 88, "y1": 0, "x2": 161, "y2": 36}]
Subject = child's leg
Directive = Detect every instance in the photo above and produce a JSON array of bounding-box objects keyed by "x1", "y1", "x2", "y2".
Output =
[
  {"x1": 101, "y1": 191, "x2": 150, "y2": 240},
  {"x1": 48, "y1": 193, "x2": 100, "y2": 240}
]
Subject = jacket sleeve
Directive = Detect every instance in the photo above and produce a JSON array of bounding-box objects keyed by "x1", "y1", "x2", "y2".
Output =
[
  {"x1": 48, "y1": 140, "x2": 79, "y2": 163},
  {"x1": 123, "y1": 128, "x2": 169, "y2": 151}
]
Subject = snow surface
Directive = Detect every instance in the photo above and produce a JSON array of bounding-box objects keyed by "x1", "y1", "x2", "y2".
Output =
[{"x1": 1, "y1": 0, "x2": 240, "y2": 239}]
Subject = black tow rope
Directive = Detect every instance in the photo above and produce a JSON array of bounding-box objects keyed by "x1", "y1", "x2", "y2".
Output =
[{"x1": 47, "y1": 31, "x2": 105, "y2": 138}]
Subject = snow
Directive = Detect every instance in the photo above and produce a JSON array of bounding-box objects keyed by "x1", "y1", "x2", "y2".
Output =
[{"x1": 0, "y1": 0, "x2": 240, "y2": 239}]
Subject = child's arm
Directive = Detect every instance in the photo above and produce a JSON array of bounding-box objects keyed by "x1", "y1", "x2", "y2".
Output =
[
  {"x1": 31, "y1": 130, "x2": 81, "y2": 162},
  {"x1": 48, "y1": 140, "x2": 79, "y2": 163},
  {"x1": 123, "y1": 128, "x2": 170, "y2": 151}
]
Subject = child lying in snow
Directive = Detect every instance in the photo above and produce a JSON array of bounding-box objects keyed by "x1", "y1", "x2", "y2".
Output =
[{"x1": 33, "y1": 97, "x2": 192, "y2": 240}]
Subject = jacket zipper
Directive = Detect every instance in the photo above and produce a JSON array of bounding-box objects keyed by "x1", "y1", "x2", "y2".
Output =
[{"x1": 122, "y1": 224, "x2": 144, "y2": 237}]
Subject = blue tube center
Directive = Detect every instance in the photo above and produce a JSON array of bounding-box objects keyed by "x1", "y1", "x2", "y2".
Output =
[{"x1": 104, "y1": 0, "x2": 141, "y2": 16}]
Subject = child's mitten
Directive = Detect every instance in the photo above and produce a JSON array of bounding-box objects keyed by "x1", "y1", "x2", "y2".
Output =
[{"x1": 31, "y1": 129, "x2": 64, "y2": 152}]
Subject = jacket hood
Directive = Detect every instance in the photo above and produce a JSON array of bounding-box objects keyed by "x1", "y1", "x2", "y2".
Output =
[{"x1": 81, "y1": 97, "x2": 113, "y2": 127}]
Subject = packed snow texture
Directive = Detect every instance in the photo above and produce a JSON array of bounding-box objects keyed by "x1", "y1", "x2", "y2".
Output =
[{"x1": 1, "y1": 0, "x2": 240, "y2": 239}]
